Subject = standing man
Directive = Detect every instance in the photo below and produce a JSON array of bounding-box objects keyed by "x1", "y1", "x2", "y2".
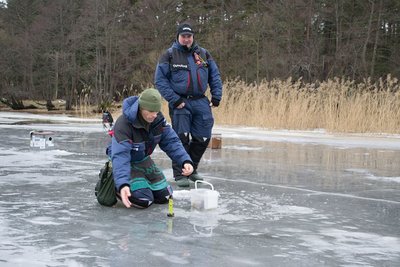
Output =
[
  {"x1": 111, "y1": 88, "x2": 194, "y2": 208},
  {"x1": 155, "y1": 22, "x2": 223, "y2": 187}
]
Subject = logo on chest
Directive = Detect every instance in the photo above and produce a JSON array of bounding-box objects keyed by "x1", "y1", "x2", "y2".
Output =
[{"x1": 172, "y1": 64, "x2": 188, "y2": 69}]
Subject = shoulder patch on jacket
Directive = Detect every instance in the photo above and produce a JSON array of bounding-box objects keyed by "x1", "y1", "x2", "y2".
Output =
[
  {"x1": 159, "y1": 49, "x2": 171, "y2": 64},
  {"x1": 113, "y1": 115, "x2": 134, "y2": 143}
]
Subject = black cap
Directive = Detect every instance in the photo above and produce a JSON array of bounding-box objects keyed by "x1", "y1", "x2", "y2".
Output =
[{"x1": 177, "y1": 23, "x2": 194, "y2": 36}]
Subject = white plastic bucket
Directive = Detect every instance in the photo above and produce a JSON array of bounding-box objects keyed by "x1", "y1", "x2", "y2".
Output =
[
  {"x1": 190, "y1": 180, "x2": 219, "y2": 210},
  {"x1": 30, "y1": 131, "x2": 54, "y2": 149}
]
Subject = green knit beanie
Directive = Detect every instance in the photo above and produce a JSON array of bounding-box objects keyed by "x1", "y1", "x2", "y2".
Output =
[{"x1": 138, "y1": 88, "x2": 162, "y2": 112}]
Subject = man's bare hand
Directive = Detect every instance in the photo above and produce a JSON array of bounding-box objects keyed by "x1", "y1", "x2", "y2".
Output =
[
  {"x1": 120, "y1": 186, "x2": 132, "y2": 208},
  {"x1": 182, "y1": 163, "x2": 194, "y2": 176}
]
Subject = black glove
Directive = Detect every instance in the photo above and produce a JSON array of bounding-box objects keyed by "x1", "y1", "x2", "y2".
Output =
[
  {"x1": 173, "y1": 98, "x2": 184, "y2": 108},
  {"x1": 211, "y1": 98, "x2": 220, "y2": 107}
]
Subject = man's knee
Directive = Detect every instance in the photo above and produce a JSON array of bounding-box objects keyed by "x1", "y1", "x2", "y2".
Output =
[
  {"x1": 191, "y1": 136, "x2": 210, "y2": 148},
  {"x1": 129, "y1": 188, "x2": 154, "y2": 208}
]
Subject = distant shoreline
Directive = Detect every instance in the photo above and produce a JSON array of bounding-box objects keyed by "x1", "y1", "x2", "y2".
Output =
[{"x1": 0, "y1": 106, "x2": 104, "y2": 118}]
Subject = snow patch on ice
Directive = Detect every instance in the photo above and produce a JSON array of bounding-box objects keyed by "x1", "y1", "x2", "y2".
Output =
[
  {"x1": 0, "y1": 148, "x2": 74, "y2": 166},
  {"x1": 172, "y1": 190, "x2": 191, "y2": 200},
  {"x1": 150, "y1": 251, "x2": 189, "y2": 264},
  {"x1": 223, "y1": 145, "x2": 263, "y2": 151},
  {"x1": 299, "y1": 228, "x2": 400, "y2": 264},
  {"x1": 346, "y1": 168, "x2": 400, "y2": 183},
  {"x1": 1, "y1": 172, "x2": 82, "y2": 184},
  {"x1": 214, "y1": 126, "x2": 400, "y2": 150},
  {"x1": 0, "y1": 111, "x2": 100, "y2": 123},
  {"x1": 24, "y1": 216, "x2": 65, "y2": 226},
  {"x1": 228, "y1": 256, "x2": 263, "y2": 265},
  {"x1": 270, "y1": 204, "x2": 315, "y2": 215},
  {"x1": 173, "y1": 184, "x2": 317, "y2": 229}
]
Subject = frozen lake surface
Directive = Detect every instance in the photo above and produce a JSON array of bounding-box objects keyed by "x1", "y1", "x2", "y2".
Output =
[{"x1": 0, "y1": 111, "x2": 399, "y2": 267}]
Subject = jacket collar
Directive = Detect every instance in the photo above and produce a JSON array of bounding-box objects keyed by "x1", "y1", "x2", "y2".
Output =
[{"x1": 173, "y1": 41, "x2": 199, "y2": 53}]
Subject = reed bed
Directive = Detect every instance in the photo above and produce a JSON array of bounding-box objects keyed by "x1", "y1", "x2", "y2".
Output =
[
  {"x1": 209, "y1": 75, "x2": 400, "y2": 134},
  {"x1": 98, "y1": 76, "x2": 400, "y2": 134}
]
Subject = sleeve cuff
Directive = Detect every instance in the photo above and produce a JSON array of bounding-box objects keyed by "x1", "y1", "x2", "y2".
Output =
[
  {"x1": 119, "y1": 184, "x2": 130, "y2": 193},
  {"x1": 182, "y1": 160, "x2": 193, "y2": 168}
]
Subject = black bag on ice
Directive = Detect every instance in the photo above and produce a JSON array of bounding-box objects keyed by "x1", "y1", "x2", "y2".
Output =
[{"x1": 95, "y1": 161, "x2": 117, "y2": 206}]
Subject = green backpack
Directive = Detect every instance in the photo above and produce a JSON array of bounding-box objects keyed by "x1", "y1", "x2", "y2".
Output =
[{"x1": 95, "y1": 161, "x2": 117, "y2": 206}]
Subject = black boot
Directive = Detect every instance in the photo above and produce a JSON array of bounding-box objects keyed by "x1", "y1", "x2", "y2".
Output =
[
  {"x1": 172, "y1": 133, "x2": 190, "y2": 178},
  {"x1": 188, "y1": 136, "x2": 210, "y2": 181}
]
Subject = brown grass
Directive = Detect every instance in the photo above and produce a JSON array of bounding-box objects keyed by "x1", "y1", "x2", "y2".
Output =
[{"x1": 211, "y1": 75, "x2": 400, "y2": 134}]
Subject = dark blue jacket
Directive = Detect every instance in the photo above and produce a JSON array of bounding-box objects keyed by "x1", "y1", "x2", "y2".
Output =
[
  {"x1": 155, "y1": 41, "x2": 222, "y2": 107},
  {"x1": 111, "y1": 96, "x2": 192, "y2": 191}
]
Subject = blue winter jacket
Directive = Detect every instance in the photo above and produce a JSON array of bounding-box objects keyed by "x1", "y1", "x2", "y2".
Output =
[
  {"x1": 155, "y1": 41, "x2": 222, "y2": 107},
  {"x1": 111, "y1": 96, "x2": 192, "y2": 191}
]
